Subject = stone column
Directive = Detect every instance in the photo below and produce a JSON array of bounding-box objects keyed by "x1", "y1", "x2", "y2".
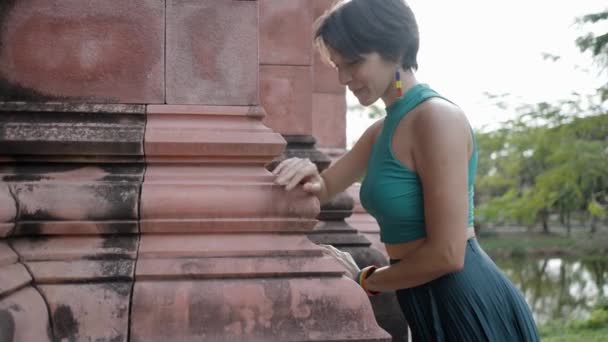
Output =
[
  {"x1": 260, "y1": 0, "x2": 407, "y2": 341},
  {"x1": 0, "y1": 181, "x2": 51, "y2": 342},
  {"x1": 0, "y1": 1, "x2": 390, "y2": 341}
]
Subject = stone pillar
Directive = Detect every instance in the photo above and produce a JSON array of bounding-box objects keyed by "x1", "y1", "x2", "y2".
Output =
[
  {"x1": 260, "y1": 0, "x2": 407, "y2": 341},
  {"x1": 0, "y1": 1, "x2": 389, "y2": 341},
  {"x1": 311, "y1": 1, "x2": 348, "y2": 156},
  {"x1": 1, "y1": 182, "x2": 51, "y2": 342}
]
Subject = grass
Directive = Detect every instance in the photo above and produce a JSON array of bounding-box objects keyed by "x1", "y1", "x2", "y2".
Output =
[
  {"x1": 540, "y1": 327, "x2": 608, "y2": 342},
  {"x1": 539, "y1": 303, "x2": 608, "y2": 341}
]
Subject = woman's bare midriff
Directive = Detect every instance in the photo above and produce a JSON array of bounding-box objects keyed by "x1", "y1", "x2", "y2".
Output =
[{"x1": 385, "y1": 226, "x2": 476, "y2": 260}]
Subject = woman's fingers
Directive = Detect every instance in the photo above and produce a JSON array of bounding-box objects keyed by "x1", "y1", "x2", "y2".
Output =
[
  {"x1": 273, "y1": 158, "x2": 320, "y2": 192},
  {"x1": 274, "y1": 158, "x2": 303, "y2": 182},
  {"x1": 276, "y1": 159, "x2": 307, "y2": 187},
  {"x1": 272, "y1": 158, "x2": 300, "y2": 178},
  {"x1": 302, "y1": 181, "x2": 322, "y2": 194},
  {"x1": 284, "y1": 161, "x2": 318, "y2": 191},
  {"x1": 318, "y1": 244, "x2": 360, "y2": 279}
]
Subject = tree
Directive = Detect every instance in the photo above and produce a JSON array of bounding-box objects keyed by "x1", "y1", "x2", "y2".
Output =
[
  {"x1": 475, "y1": 104, "x2": 607, "y2": 234},
  {"x1": 576, "y1": 10, "x2": 608, "y2": 73}
]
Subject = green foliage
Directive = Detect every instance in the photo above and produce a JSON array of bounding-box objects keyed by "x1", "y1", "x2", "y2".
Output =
[
  {"x1": 540, "y1": 302, "x2": 608, "y2": 341},
  {"x1": 575, "y1": 10, "x2": 608, "y2": 72},
  {"x1": 475, "y1": 96, "x2": 608, "y2": 233},
  {"x1": 588, "y1": 200, "x2": 606, "y2": 219},
  {"x1": 475, "y1": 9, "x2": 608, "y2": 234},
  {"x1": 480, "y1": 235, "x2": 576, "y2": 257},
  {"x1": 576, "y1": 11, "x2": 608, "y2": 55}
]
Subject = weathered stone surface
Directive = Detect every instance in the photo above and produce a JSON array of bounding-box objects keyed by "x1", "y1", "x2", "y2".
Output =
[
  {"x1": 137, "y1": 234, "x2": 346, "y2": 281},
  {"x1": 40, "y1": 283, "x2": 131, "y2": 342},
  {"x1": 0, "y1": 287, "x2": 52, "y2": 342},
  {"x1": 0, "y1": 103, "x2": 145, "y2": 157},
  {"x1": 145, "y1": 105, "x2": 285, "y2": 162},
  {"x1": 261, "y1": 65, "x2": 314, "y2": 136},
  {"x1": 0, "y1": 182, "x2": 16, "y2": 237},
  {"x1": 11, "y1": 236, "x2": 137, "y2": 262},
  {"x1": 10, "y1": 182, "x2": 138, "y2": 221},
  {"x1": 136, "y1": 255, "x2": 345, "y2": 280},
  {"x1": 0, "y1": 1, "x2": 393, "y2": 340},
  {"x1": 0, "y1": 241, "x2": 17, "y2": 267},
  {"x1": 0, "y1": 164, "x2": 143, "y2": 236},
  {"x1": 143, "y1": 105, "x2": 320, "y2": 233},
  {"x1": 0, "y1": 263, "x2": 31, "y2": 296},
  {"x1": 313, "y1": 92, "x2": 347, "y2": 149},
  {"x1": 0, "y1": 0, "x2": 164, "y2": 103},
  {"x1": 260, "y1": 0, "x2": 313, "y2": 66},
  {"x1": 139, "y1": 234, "x2": 321, "y2": 260},
  {"x1": 312, "y1": 0, "x2": 345, "y2": 94},
  {"x1": 131, "y1": 277, "x2": 390, "y2": 342},
  {"x1": 27, "y1": 259, "x2": 134, "y2": 284},
  {"x1": 166, "y1": 0, "x2": 258, "y2": 105},
  {"x1": 10, "y1": 235, "x2": 136, "y2": 342},
  {"x1": 141, "y1": 181, "x2": 319, "y2": 233}
]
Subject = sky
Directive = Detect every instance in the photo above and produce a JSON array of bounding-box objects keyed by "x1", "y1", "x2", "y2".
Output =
[{"x1": 346, "y1": 0, "x2": 607, "y2": 148}]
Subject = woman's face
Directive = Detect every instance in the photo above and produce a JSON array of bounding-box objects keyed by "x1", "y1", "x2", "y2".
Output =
[{"x1": 328, "y1": 47, "x2": 396, "y2": 106}]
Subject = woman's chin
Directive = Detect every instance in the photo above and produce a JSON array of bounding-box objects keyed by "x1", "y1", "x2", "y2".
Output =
[{"x1": 357, "y1": 96, "x2": 374, "y2": 107}]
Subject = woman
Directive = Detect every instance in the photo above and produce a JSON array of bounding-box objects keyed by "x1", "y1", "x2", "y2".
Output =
[{"x1": 272, "y1": 0, "x2": 540, "y2": 341}]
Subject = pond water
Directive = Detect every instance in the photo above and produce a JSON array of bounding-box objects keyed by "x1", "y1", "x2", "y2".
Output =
[{"x1": 496, "y1": 256, "x2": 608, "y2": 325}]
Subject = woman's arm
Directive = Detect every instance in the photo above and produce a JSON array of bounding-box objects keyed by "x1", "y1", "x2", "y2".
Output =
[
  {"x1": 274, "y1": 119, "x2": 383, "y2": 205},
  {"x1": 365, "y1": 101, "x2": 472, "y2": 291}
]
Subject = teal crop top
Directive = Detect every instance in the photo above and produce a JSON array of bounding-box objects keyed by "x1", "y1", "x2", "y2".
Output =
[{"x1": 359, "y1": 84, "x2": 478, "y2": 244}]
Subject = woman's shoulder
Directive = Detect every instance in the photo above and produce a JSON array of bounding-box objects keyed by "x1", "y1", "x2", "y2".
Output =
[
  {"x1": 361, "y1": 117, "x2": 385, "y2": 140},
  {"x1": 410, "y1": 97, "x2": 468, "y2": 133}
]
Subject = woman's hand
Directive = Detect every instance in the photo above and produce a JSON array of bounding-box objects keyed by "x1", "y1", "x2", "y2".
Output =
[
  {"x1": 318, "y1": 244, "x2": 360, "y2": 279},
  {"x1": 272, "y1": 157, "x2": 324, "y2": 195}
]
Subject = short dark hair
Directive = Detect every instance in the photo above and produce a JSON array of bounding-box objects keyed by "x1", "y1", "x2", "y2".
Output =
[{"x1": 314, "y1": 0, "x2": 419, "y2": 70}]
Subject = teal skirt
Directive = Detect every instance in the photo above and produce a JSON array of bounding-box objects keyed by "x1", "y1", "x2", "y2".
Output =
[{"x1": 391, "y1": 238, "x2": 540, "y2": 341}]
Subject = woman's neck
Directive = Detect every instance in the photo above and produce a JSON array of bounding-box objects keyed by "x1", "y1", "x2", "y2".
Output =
[{"x1": 381, "y1": 68, "x2": 418, "y2": 108}]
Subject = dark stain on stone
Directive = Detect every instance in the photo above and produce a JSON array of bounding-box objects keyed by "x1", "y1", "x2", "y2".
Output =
[
  {"x1": 99, "y1": 260, "x2": 134, "y2": 280},
  {"x1": 0, "y1": 0, "x2": 17, "y2": 38},
  {"x1": 13, "y1": 225, "x2": 51, "y2": 242},
  {"x1": 100, "y1": 221, "x2": 138, "y2": 235},
  {"x1": 188, "y1": 296, "x2": 217, "y2": 335},
  {"x1": 0, "y1": 163, "x2": 52, "y2": 182},
  {"x1": 0, "y1": 309, "x2": 15, "y2": 342},
  {"x1": 0, "y1": 112, "x2": 144, "y2": 155},
  {"x1": 0, "y1": 78, "x2": 60, "y2": 102},
  {"x1": 0, "y1": 0, "x2": 17, "y2": 60},
  {"x1": 15, "y1": 222, "x2": 42, "y2": 236},
  {"x1": 92, "y1": 184, "x2": 139, "y2": 220},
  {"x1": 8, "y1": 304, "x2": 21, "y2": 312},
  {"x1": 0, "y1": 102, "x2": 144, "y2": 114},
  {"x1": 2, "y1": 174, "x2": 46, "y2": 182},
  {"x1": 102, "y1": 282, "x2": 131, "y2": 298},
  {"x1": 107, "y1": 335, "x2": 125, "y2": 342},
  {"x1": 101, "y1": 235, "x2": 137, "y2": 253},
  {"x1": 20, "y1": 208, "x2": 57, "y2": 221},
  {"x1": 115, "y1": 305, "x2": 128, "y2": 319},
  {"x1": 46, "y1": 318, "x2": 53, "y2": 341},
  {"x1": 3, "y1": 163, "x2": 83, "y2": 181},
  {"x1": 99, "y1": 164, "x2": 145, "y2": 183},
  {"x1": 84, "y1": 253, "x2": 130, "y2": 262},
  {"x1": 52, "y1": 305, "x2": 79, "y2": 342}
]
